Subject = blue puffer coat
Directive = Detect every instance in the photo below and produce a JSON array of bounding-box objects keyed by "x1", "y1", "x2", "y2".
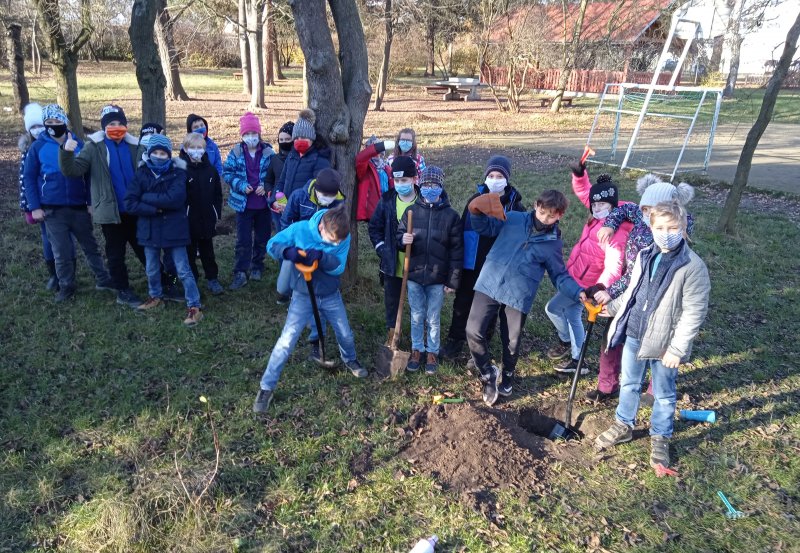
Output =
[
  {"x1": 280, "y1": 178, "x2": 345, "y2": 230},
  {"x1": 222, "y1": 142, "x2": 275, "y2": 212},
  {"x1": 267, "y1": 209, "x2": 350, "y2": 297},
  {"x1": 276, "y1": 144, "x2": 332, "y2": 201},
  {"x1": 124, "y1": 158, "x2": 191, "y2": 248},
  {"x1": 23, "y1": 133, "x2": 89, "y2": 209},
  {"x1": 472, "y1": 211, "x2": 582, "y2": 314}
]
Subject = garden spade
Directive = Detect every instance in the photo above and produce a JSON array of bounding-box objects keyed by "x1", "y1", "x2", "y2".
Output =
[
  {"x1": 375, "y1": 211, "x2": 413, "y2": 379},
  {"x1": 296, "y1": 251, "x2": 335, "y2": 370},
  {"x1": 549, "y1": 300, "x2": 604, "y2": 441}
]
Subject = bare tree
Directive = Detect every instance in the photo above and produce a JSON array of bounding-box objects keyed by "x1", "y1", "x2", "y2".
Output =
[
  {"x1": 372, "y1": 0, "x2": 392, "y2": 110},
  {"x1": 156, "y1": 0, "x2": 191, "y2": 101},
  {"x1": 270, "y1": 6, "x2": 284, "y2": 79},
  {"x1": 5, "y1": 23, "x2": 30, "y2": 115},
  {"x1": 238, "y1": 0, "x2": 251, "y2": 93},
  {"x1": 289, "y1": 0, "x2": 371, "y2": 278},
  {"x1": 717, "y1": 10, "x2": 800, "y2": 233},
  {"x1": 551, "y1": 0, "x2": 589, "y2": 112},
  {"x1": 262, "y1": 0, "x2": 275, "y2": 86},
  {"x1": 246, "y1": 0, "x2": 266, "y2": 107},
  {"x1": 130, "y1": 0, "x2": 167, "y2": 127}
]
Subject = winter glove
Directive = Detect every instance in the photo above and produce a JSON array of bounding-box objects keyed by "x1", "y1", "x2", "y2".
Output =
[
  {"x1": 468, "y1": 193, "x2": 506, "y2": 221},
  {"x1": 303, "y1": 249, "x2": 323, "y2": 265},
  {"x1": 584, "y1": 283, "x2": 606, "y2": 298},
  {"x1": 570, "y1": 160, "x2": 586, "y2": 177},
  {"x1": 283, "y1": 247, "x2": 304, "y2": 263},
  {"x1": 376, "y1": 243, "x2": 387, "y2": 258}
]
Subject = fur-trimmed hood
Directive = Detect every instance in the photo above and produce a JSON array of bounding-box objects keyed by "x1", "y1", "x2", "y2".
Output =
[
  {"x1": 87, "y1": 130, "x2": 140, "y2": 146},
  {"x1": 18, "y1": 133, "x2": 32, "y2": 154}
]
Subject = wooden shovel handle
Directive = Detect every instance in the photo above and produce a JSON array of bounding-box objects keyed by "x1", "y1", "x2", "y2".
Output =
[{"x1": 390, "y1": 211, "x2": 412, "y2": 349}]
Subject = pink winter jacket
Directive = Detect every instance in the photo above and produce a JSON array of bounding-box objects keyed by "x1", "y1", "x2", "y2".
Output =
[{"x1": 566, "y1": 173, "x2": 632, "y2": 289}]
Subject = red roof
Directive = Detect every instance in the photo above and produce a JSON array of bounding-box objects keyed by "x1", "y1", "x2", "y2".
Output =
[{"x1": 491, "y1": 0, "x2": 672, "y2": 44}]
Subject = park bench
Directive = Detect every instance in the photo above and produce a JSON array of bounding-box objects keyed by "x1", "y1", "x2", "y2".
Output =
[
  {"x1": 425, "y1": 85, "x2": 449, "y2": 95},
  {"x1": 232, "y1": 71, "x2": 243, "y2": 80},
  {"x1": 539, "y1": 96, "x2": 574, "y2": 108}
]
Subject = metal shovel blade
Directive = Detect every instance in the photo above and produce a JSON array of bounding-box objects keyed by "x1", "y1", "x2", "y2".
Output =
[
  {"x1": 548, "y1": 421, "x2": 579, "y2": 441},
  {"x1": 374, "y1": 344, "x2": 410, "y2": 379}
]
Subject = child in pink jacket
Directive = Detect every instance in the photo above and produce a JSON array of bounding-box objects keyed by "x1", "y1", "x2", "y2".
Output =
[{"x1": 545, "y1": 163, "x2": 632, "y2": 374}]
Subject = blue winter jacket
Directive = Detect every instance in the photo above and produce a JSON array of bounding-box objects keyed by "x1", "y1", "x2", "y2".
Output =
[
  {"x1": 267, "y1": 209, "x2": 350, "y2": 297},
  {"x1": 472, "y1": 211, "x2": 582, "y2": 314},
  {"x1": 223, "y1": 142, "x2": 275, "y2": 213},
  {"x1": 276, "y1": 144, "x2": 332, "y2": 201},
  {"x1": 205, "y1": 137, "x2": 224, "y2": 178},
  {"x1": 280, "y1": 178, "x2": 345, "y2": 230},
  {"x1": 462, "y1": 184, "x2": 524, "y2": 271},
  {"x1": 124, "y1": 158, "x2": 191, "y2": 248},
  {"x1": 23, "y1": 133, "x2": 89, "y2": 209}
]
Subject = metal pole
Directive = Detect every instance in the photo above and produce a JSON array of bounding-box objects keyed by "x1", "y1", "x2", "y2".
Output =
[
  {"x1": 671, "y1": 89, "x2": 707, "y2": 181},
  {"x1": 610, "y1": 84, "x2": 625, "y2": 160},
  {"x1": 586, "y1": 82, "x2": 608, "y2": 146},
  {"x1": 704, "y1": 90, "x2": 723, "y2": 172},
  {"x1": 669, "y1": 22, "x2": 699, "y2": 87}
]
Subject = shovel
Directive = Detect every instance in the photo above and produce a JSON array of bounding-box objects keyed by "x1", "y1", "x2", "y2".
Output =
[
  {"x1": 375, "y1": 211, "x2": 413, "y2": 378},
  {"x1": 296, "y1": 251, "x2": 336, "y2": 370},
  {"x1": 548, "y1": 300, "x2": 604, "y2": 441}
]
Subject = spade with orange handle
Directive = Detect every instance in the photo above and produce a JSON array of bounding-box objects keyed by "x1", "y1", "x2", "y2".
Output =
[
  {"x1": 295, "y1": 250, "x2": 335, "y2": 369},
  {"x1": 580, "y1": 145, "x2": 596, "y2": 165}
]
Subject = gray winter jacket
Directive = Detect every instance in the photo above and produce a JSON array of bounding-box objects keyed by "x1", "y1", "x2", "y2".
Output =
[{"x1": 606, "y1": 242, "x2": 710, "y2": 361}]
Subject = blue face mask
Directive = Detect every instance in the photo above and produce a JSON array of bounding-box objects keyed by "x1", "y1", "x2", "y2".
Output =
[
  {"x1": 193, "y1": 126, "x2": 206, "y2": 136},
  {"x1": 398, "y1": 139, "x2": 413, "y2": 153},
  {"x1": 420, "y1": 186, "x2": 442, "y2": 203},
  {"x1": 146, "y1": 155, "x2": 171, "y2": 174},
  {"x1": 395, "y1": 183, "x2": 414, "y2": 196}
]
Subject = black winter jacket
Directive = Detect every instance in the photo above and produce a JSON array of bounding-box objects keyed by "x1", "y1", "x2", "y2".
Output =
[
  {"x1": 276, "y1": 143, "x2": 332, "y2": 201},
  {"x1": 368, "y1": 188, "x2": 412, "y2": 277},
  {"x1": 265, "y1": 150, "x2": 287, "y2": 195},
  {"x1": 396, "y1": 194, "x2": 463, "y2": 289},
  {"x1": 179, "y1": 150, "x2": 223, "y2": 240}
]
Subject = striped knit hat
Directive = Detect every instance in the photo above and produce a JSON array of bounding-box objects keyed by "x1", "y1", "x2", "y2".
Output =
[{"x1": 147, "y1": 133, "x2": 173, "y2": 157}]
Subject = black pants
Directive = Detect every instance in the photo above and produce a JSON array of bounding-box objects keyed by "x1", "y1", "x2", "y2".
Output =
[
  {"x1": 447, "y1": 268, "x2": 499, "y2": 343},
  {"x1": 101, "y1": 213, "x2": 146, "y2": 291},
  {"x1": 383, "y1": 273, "x2": 403, "y2": 329},
  {"x1": 188, "y1": 238, "x2": 219, "y2": 281},
  {"x1": 466, "y1": 291, "x2": 527, "y2": 376},
  {"x1": 44, "y1": 206, "x2": 110, "y2": 289}
]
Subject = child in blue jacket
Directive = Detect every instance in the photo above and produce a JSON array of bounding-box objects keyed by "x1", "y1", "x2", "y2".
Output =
[
  {"x1": 186, "y1": 113, "x2": 224, "y2": 177},
  {"x1": 253, "y1": 206, "x2": 368, "y2": 413},
  {"x1": 466, "y1": 189, "x2": 586, "y2": 405}
]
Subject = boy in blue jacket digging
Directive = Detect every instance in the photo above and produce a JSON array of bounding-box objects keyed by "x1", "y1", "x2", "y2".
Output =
[
  {"x1": 253, "y1": 206, "x2": 368, "y2": 413},
  {"x1": 466, "y1": 189, "x2": 586, "y2": 406}
]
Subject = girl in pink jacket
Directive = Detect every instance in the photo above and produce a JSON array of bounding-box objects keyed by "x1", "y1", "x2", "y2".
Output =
[{"x1": 545, "y1": 165, "x2": 632, "y2": 374}]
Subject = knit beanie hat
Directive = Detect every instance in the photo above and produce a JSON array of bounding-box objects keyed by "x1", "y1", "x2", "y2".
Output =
[
  {"x1": 186, "y1": 113, "x2": 209, "y2": 133},
  {"x1": 484, "y1": 155, "x2": 511, "y2": 181},
  {"x1": 239, "y1": 112, "x2": 261, "y2": 136},
  {"x1": 42, "y1": 104, "x2": 69, "y2": 126},
  {"x1": 589, "y1": 174, "x2": 619, "y2": 208},
  {"x1": 100, "y1": 105, "x2": 127, "y2": 129},
  {"x1": 292, "y1": 108, "x2": 316, "y2": 141},
  {"x1": 147, "y1": 133, "x2": 172, "y2": 157},
  {"x1": 315, "y1": 168, "x2": 342, "y2": 195},
  {"x1": 279, "y1": 120, "x2": 295, "y2": 136},
  {"x1": 391, "y1": 155, "x2": 417, "y2": 178},
  {"x1": 23, "y1": 103, "x2": 43, "y2": 131},
  {"x1": 140, "y1": 122, "x2": 164, "y2": 138},
  {"x1": 419, "y1": 166, "x2": 445, "y2": 188},
  {"x1": 637, "y1": 173, "x2": 695, "y2": 207}
]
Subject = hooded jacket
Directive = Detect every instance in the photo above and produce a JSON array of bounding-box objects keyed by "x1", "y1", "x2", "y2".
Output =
[
  {"x1": 59, "y1": 130, "x2": 140, "y2": 224},
  {"x1": 280, "y1": 179, "x2": 345, "y2": 230},
  {"x1": 186, "y1": 114, "x2": 224, "y2": 177},
  {"x1": 396, "y1": 192, "x2": 463, "y2": 289},
  {"x1": 266, "y1": 209, "x2": 350, "y2": 297},
  {"x1": 223, "y1": 141, "x2": 275, "y2": 213},
  {"x1": 18, "y1": 134, "x2": 33, "y2": 212},
  {"x1": 24, "y1": 133, "x2": 90, "y2": 209},
  {"x1": 179, "y1": 150, "x2": 223, "y2": 240},
  {"x1": 276, "y1": 143, "x2": 332, "y2": 201},
  {"x1": 355, "y1": 142, "x2": 393, "y2": 221},
  {"x1": 124, "y1": 158, "x2": 190, "y2": 248},
  {"x1": 462, "y1": 183, "x2": 524, "y2": 272}
]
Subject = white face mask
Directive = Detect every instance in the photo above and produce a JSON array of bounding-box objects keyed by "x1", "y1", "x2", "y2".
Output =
[
  {"x1": 485, "y1": 177, "x2": 507, "y2": 194},
  {"x1": 592, "y1": 208, "x2": 610, "y2": 220},
  {"x1": 187, "y1": 148, "x2": 205, "y2": 161},
  {"x1": 243, "y1": 134, "x2": 259, "y2": 149},
  {"x1": 317, "y1": 194, "x2": 336, "y2": 206},
  {"x1": 652, "y1": 230, "x2": 683, "y2": 250},
  {"x1": 30, "y1": 126, "x2": 45, "y2": 139}
]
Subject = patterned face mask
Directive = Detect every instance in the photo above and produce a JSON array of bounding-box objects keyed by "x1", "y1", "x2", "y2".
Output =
[{"x1": 652, "y1": 230, "x2": 682, "y2": 250}]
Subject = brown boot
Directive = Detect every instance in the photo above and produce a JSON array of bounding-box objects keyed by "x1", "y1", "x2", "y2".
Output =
[
  {"x1": 183, "y1": 306, "x2": 203, "y2": 326},
  {"x1": 425, "y1": 353, "x2": 438, "y2": 374},
  {"x1": 407, "y1": 350, "x2": 422, "y2": 372},
  {"x1": 137, "y1": 297, "x2": 164, "y2": 311}
]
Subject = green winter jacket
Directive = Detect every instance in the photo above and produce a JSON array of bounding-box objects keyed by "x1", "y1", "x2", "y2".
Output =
[{"x1": 58, "y1": 130, "x2": 140, "y2": 225}]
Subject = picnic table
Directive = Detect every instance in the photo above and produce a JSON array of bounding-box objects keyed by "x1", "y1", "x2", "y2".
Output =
[{"x1": 431, "y1": 78, "x2": 487, "y2": 101}]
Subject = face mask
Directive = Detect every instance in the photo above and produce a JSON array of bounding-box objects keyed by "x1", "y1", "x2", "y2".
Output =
[
  {"x1": 106, "y1": 126, "x2": 127, "y2": 141},
  {"x1": 420, "y1": 186, "x2": 441, "y2": 203},
  {"x1": 317, "y1": 194, "x2": 336, "y2": 206},
  {"x1": 652, "y1": 230, "x2": 683, "y2": 251},
  {"x1": 45, "y1": 123, "x2": 67, "y2": 138},
  {"x1": 140, "y1": 134, "x2": 152, "y2": 148},
  {"x1": 187, "y1": 148, "x2": 205, "y2": 162},
  {"x1": 592, "y1": 208, "x2": 610, "y2": 220},
  {"x1": 532, "y1": 212, "x2": 555, "y2": 232},
  {"x1": 279, "y1": 141, "x2": 292, "y2": 153},
  {"x1": 146, "y1": 155, "x2": 171, "y2": 174},
  {"x1": 243, "y1": 135, "x2": 260, "y2": 149},
  {"x1": 485, "y1": 177, "x2": 507, "y2": 194},
  {"x1": 398, "y1": 139, "x2": 413, "y2": 153},
  {"x1": 30, "y1": 126, "x2": 45, "y2": 139},
  {"x1": 395, "y1": 183, "x2": 414, "y2": 197},
  {"x1": 294, "y1": 139, "x2": 311, "y2": 155},
  {"x1": 192, "y1": 126, "x2": 207, "y2": 136},
  {"x1": 641, "y1": 209, "x2": 652, "y2": 227}
]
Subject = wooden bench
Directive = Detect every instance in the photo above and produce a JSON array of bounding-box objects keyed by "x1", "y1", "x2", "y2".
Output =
[
  {"x1": 232, "y1": 71, "x2": 243, "y2": 80},
  {"x1": 539, "y1": 96, "x2": 574, "y2": 108}
]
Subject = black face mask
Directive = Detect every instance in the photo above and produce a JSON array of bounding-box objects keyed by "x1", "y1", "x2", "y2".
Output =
[
  {"x1": 532, "y1": 214, "x2": 555, "y2": 233},
  {"x1": 45, "y1": 123, "x2": 68, "y2": 138},
  {"x1": 279, "y1": 141, "x2": 292, "y2": 153}
]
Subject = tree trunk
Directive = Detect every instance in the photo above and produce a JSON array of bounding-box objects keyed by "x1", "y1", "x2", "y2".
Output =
[
  {"x1": 238, "y1": 0, "x2": 252, "y2": 93},
  {"x1": 289, "y1": 0, "x2": 372, "y2": 281},
  {"x1": 372, "y1": 0, "x2": 392, "y2": 111},
  {"x1": 551, "y1": 0, "x2": 589, "y2": 113},
  {"x1": 156, "y1": 0, "x2": 190, "y2": 101},
  {"x1": 717, "y1": 11, "x2": 800, "y2": 234},
  {"x1": 247, "y1": 0, "x2": 266, "y2": 108},
  {"x1": 5, "y1": 23, "x2": 30, "y2": 115},
  {"x1": 271, "y1": 18, "x2": 284, "y2": 79},
  {"x1": 723, "y1": 36, "x2": 743, "y2": 98},
  {"x1": 424, "y1": 19, "x2": 435, "y2": 77},
  {"x1": 31, "y1": 17, "x2": 42, "y2": 75},
  {"x1": 722, "y1": 0, "x2": 746, "y2": 98},
  {"x1": 263, "y1": 0, "x2": 275, "y2": 86},
  {"x1": 302, "y1": 59, "x2": 309, "y2": 107},
  {"x1": 130, "y1": 0, "x2": 167, "y2": 128}
]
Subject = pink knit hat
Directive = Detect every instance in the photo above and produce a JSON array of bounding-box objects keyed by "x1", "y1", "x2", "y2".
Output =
[{"x1": 239, "y1": 112, "x2": 261, "y2": 136}]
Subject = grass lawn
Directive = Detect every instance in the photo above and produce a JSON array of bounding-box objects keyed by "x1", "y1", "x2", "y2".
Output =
[{"x1": 1, "y1": 63, "x2": 798, "y2": 552}]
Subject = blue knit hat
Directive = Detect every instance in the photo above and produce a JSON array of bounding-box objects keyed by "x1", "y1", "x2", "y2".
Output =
[
  {"x1": 485, "y1": 155, "x2": 511, "y2": 181},
  {"x1": 42, "y1": 104, "x2": 69, "y2": 126},
  {"x1": 147, "y1": 133, "x2": 172, "y2": 157},
  {"x1": 419, "y1": 166, "x2": 445, "y2": 188}
]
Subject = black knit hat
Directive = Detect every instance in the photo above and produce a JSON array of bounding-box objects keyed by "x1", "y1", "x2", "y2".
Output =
[
  {"x1": 140, "y1": 122, "x2": 164, "y2": 138},
  {"x1": 279, "y1": 121, "x2": 295, "y2": 136},
  {"x1": 589, "y1": 174, "x2": 619, "y2": 208},
  {"x1": 186, "y1": 113, "x2": 209, "y2": 133},
  {"x1": 484, "y1": 155, "x2": 511, "y2": 181},
  {"x1": 315, "y1": 168, "x2": 342, "y2": 195},
  {"x1": 391, "y1": 155, "x2": 417, "y2": 178},
  {"x1": 100, "y1": 105, "x2": 127, "y2": 129}
]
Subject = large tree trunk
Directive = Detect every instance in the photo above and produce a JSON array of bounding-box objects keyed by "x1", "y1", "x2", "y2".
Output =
[
  {"x1": 156, "y1": 0, "x2": 190, "y2": 101},
  {"x1": 238, "y1": 0, "x2": 252, "y2": 93},
  {"x1": 247, "y1": 0, "x2": 266, "y2": 108},
  {"x1": 130, "y1": 0, "x2": 167, "y2": 127},
  {"x1": 372, "y1": 0, "x2": 392, "y2": 111},
  {"x1": 289, "y1": 0, "x2": 372, "y2": 281},
  {"x1": 5, "y1": 23, "x2": 30, "y2": 115},
  {"x1": 271, "y1": 18, "x2": 284, "y2": 79},
  {"x1": 551, "y1": 0, "x2": 589, "y2": 113},
  {"x1": 262, "y1": 0, "x2": 275, "y2": 86},
  {"x1": 424, "y1": 19, "x2": 435, "y2": 77},
  {"x1": 722, "y1": 0, "x2": 746, "y2": 98},
  {"x1": 717, "y1": 11, "x2": 800, "y2": 234}
]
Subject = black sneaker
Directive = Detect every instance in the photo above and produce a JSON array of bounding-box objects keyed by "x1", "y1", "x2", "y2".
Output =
[
  {"x1": 650, "y1": 435, "x2": 670, "y2": 468},
  {"x1": 253, "y1": 388, "x2": 273, "y2": 413},
  {"x1": 440, "y1": 339, "x2": 464, "y2": 360},
  {"x1": 498, "y1": 371, "x2": 514, "y2": 397},
  {"x1": 163, "y1": 283, "x2": 184, "y2": 303},
  {"x1": 54, "y1": 286, "x2": 76, "y2": 303},
  {"x1": 276, "y1": 293, "x2": 291, "y2": 305},
  {"x1": 309, "y1": 340, "x2": 322, "y2": 364},
  {"x1": 345, "y1": 359, "x2": 368, "y2": 378},
  {"x1": 116, "y1": 288, "x2": 143, "y2": 308},
  {"x1": 481, "y1": 365, "x2": 501, "y2": 406},
  {"x1": 554, "y1": 358, "x2": 589, "y2": 375},
  {"x1": 586, "y1": 388, "x2": 619, "y2": 402},
  {"x1": 594, "y1": 420, "x2": 633, "y2": 450},
  {"x1": 95, "y1": 278, "x2": 116, "y2": 291},
  {"x1": 230, "y1": 272, "x2": 248, "y2": 290},
  {"x1": 547, "y1": 340, "x2": 571, "y2": 360}
]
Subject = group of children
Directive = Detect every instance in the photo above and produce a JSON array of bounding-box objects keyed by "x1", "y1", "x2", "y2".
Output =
[{"x1": 19, "y1": 103, "x2": 710, "y2": 469}]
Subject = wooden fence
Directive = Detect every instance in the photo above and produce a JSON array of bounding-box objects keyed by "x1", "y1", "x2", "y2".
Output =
[{"x1": 480, "y1": 67, "x2": 681, "y2": 93}]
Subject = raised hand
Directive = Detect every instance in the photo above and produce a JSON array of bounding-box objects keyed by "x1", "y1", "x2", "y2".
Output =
[{"x1": 63, "y1": 132, "x2": 78, "y2": 152}]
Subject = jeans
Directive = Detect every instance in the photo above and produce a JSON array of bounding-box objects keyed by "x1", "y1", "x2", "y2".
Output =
[
  {"x1": 466, "y1": 291, "x2": 527, "y2": 376},
  {"x1": 407, "y1": 281, "x2": 444, "y2": 354},
  {"x1": 187, "y1": 238, "x2": 219, "y2": 281},
  {"x1": 101, "y1": 213, "x2": 146, "y2": 290},
  {"x1": 234, "y1": 208, "x2": 271, "y2": 273},
  {"x1": 615, "y1": 337, "x2": 678, "y2": 438},
  {"x1": 277, "y1": 260, "x2": 293, "y2": 296},
  {"x1": 545, "y1": 290, "x2": 585, "y2": 360},
  {"x1": 41, "y1": 220, "x2": 74, "y2": 262},
  {"x1": 144, "y1": 246, "x2": 201, "y2": 308},
  {"x1": 43, "y1": 207, "x2": 111, "y2": 289},
  {"x1": 260, "y1": 290, "x2": 356, "y2": 390},
  {"x1": 382, "y1": 274, "x2": 403, "y2": 330}
]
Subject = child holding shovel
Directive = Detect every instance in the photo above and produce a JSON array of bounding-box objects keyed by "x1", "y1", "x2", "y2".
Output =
[{"x1": 253, "y1": 206, "x2": 368, "y2": 413}]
